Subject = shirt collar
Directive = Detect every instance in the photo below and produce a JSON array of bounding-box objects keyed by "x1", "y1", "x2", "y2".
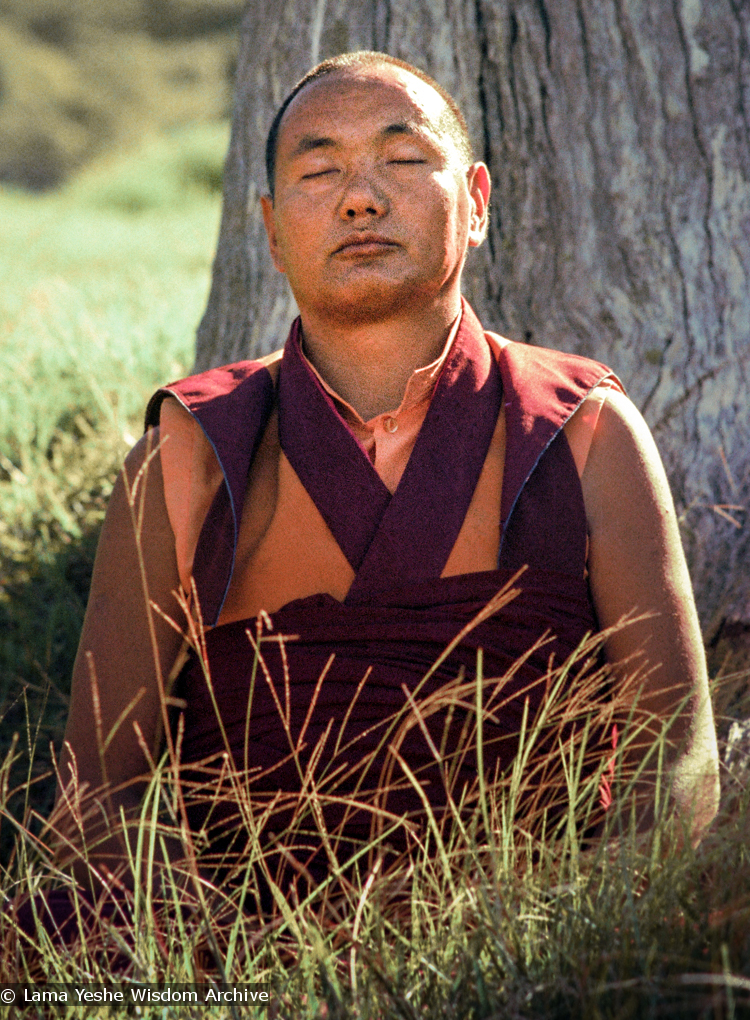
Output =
[{"x1": 299, "y1": 309, "x2": 463, "y2": 427}]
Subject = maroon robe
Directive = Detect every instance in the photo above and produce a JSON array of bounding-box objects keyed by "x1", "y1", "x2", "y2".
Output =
[{"x1": 144, "y1": 303, "x2": 618, "y2": 890}]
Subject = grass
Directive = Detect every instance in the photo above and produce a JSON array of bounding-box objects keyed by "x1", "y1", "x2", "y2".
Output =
[
  {"x1": 1, "y1": 119, "x2": 750, "y2": 1017},
  {"x1": 0, "y1": 121, "x2": 228, "y2": 862},
  {"x1": 3, "y1": 611, "x2": 750, "y2": 1018}
]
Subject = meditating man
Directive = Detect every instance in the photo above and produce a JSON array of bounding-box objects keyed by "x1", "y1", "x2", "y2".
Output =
[{"x1": 57, "y1": 52, "x2": 718, "y2": 897}]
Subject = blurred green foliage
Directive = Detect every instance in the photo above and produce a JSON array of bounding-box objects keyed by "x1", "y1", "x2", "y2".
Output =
[
  {"x1": 0, "y1": 122, "x2": 228, "y2": 858},
  {"x1": 0, "y1": 0, "x2": 242, "y2": 189}
]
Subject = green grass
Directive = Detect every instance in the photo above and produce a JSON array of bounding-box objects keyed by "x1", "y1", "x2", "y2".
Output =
[
  {"x1": 0, "y1": 121, "x2": 228, "y2": 859},
  {"x1": 1, "y1": 119, "x2": 750, "y2": 1018}
]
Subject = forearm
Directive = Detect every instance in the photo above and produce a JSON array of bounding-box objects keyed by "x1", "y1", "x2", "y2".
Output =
[
  {"x1": 603, "y1": 663, "x2": 719, "y2": 847},
  {"x1": 50, "y1": 783, "x2": 210, "y2": 913}
]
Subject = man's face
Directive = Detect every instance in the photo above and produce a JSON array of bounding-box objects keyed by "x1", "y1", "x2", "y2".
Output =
[{"x1": 260, "y1": 66, "x2": 490, "y2": 326}]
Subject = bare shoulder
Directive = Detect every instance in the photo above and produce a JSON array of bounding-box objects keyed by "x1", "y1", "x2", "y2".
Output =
[
  {"x1": 582, "y1": 385, "x2": 692, "y2": 630},
  {"x1": 581, "y1": 388, "x2": 679, "y2": 545}
]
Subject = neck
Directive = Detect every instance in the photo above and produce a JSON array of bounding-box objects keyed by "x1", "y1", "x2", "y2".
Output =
[{"x1": 299, "y1": 299, "x2": 461, "y2": 421}]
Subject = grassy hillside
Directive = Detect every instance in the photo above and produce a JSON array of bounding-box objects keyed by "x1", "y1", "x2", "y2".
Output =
[
  {"x1": 0, "y1": 0, "x2": 242, "y2": 189},
  {"x1": 0, "y1": 122, "x2": 228, "y2": 846}
]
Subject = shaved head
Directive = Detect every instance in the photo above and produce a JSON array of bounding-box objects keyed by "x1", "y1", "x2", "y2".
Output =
[{"x1": 265, "y1": 52, "x2": 473, "y2": 196}]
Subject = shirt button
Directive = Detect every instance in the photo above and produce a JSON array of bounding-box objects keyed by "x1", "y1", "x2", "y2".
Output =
[{"x1": 383, "y1": 416, "x2": 398, "y2": 433}]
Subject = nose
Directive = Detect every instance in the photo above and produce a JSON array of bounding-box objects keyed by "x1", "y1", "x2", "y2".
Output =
[{"x1": 338, "y1": 171, "x2": 389, "y2": 220}]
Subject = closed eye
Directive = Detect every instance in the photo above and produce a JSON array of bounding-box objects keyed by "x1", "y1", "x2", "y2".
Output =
[{"x1": 302, "y1": 168, "x2": 340, "y2": 179}]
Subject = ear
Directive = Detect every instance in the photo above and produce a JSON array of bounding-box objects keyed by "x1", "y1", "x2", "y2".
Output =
[
  {"x1": 466, "y1": 162, "x2": 491, "y2": 248},
  {"x1": 260, "y1": 194, "x2": 286, "y2": 273}
]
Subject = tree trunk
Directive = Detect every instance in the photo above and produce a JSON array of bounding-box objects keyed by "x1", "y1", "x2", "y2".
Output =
[{"x1": 195, "y1": 0, "x2": 750, "y2": 638}]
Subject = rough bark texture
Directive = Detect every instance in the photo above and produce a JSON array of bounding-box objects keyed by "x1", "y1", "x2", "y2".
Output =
[{"x1": 195, "y1": 0, "x2": 750, "y2": 637}]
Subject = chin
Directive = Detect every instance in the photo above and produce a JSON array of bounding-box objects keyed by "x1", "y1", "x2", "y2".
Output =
[{"x1": 309, "y1": 281, "x2": 440, "y2": 325}]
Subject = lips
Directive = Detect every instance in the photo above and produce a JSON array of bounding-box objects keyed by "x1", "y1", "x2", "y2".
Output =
[{"x1": 333, "y1": 232, "x2": 399, "y2": 255}]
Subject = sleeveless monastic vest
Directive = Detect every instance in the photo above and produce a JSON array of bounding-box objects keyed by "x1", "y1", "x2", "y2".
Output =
[{"x1": 145, "y1": 303, "x2": 619, "y2": 885}]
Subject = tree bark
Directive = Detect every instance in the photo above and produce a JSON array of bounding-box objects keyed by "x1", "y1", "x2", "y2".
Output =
[{"x1": 195, "y1": 0, "x2": 750, "y2": 636}]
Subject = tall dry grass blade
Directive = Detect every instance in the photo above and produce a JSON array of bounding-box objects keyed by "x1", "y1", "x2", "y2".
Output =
[
  {"x1": 390, "y1": 750, "x2": 456, "y2": 901},
  {"x1": 349, "y1": 856, "x2": 382, "y2": 994},
  {"x1": 333, "y1": 666, "x2": 373, "y2": 761}
]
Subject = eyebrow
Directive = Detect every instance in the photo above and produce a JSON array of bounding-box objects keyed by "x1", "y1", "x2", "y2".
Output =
[
  {"x1": 381, "y1": 122, "x2": 417, "y2": 138},
  {"x1": 290, "y1": 135, "x2": 338, "y2": 158},
  {"x1": 290, "y1": 122, "x2": 425, "y2": 160}
]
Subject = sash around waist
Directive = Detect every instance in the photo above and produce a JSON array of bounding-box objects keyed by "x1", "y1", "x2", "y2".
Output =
[{"x1": 176, "y1": 566, "x2": 600, "y2": 777}]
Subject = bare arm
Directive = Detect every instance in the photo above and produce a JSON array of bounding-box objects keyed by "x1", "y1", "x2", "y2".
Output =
[
  {"x1": 582, "y1": 389, "x2": 719, "y2": 843},
  {"x1": 54, "y1": 428, "x2": 187, "y2": 880}
]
